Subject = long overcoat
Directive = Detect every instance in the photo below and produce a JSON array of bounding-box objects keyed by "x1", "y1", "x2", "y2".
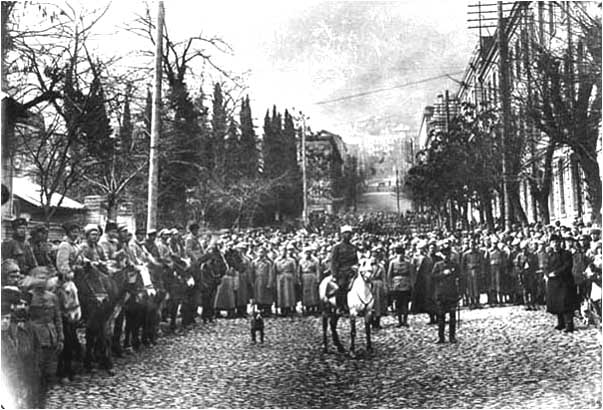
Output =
[
  {"x1": 411, "y1": 253, "x2": 436, "y2": 314},
  {"x1": 432, "y1": 257, "x2": 460, "y2": 313},
  {"x1": 251, "y1": 257, "x2": 275, "y2": 306},
  {"x1": 274, "y1": 256, "x2": 297, "y2": 309},
  {"x1": 546, "y1": 249, "x2": 576, "y2": 314}
]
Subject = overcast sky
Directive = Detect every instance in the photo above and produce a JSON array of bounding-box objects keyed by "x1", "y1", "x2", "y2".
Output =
[{"x1": 81, "y1": 0, "x2": 478, "y2": 143}]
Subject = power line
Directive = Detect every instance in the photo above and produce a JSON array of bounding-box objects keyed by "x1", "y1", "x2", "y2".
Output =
[{"x1": 314, "y1": 71, "x2": 465, "y2": 105}]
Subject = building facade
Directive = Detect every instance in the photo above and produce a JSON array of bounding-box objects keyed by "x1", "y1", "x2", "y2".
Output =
[
  {"x1": 305, "y1": 130, "x2": 347, "y2": 214},
  {"x1": 420, "y1": 1, "x2": 599, "y2": 226}
]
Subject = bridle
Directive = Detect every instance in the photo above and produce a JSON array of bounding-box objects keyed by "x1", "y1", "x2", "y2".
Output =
[{"x1": 351, "y1": 267, "x2": 374, "y2": 310}]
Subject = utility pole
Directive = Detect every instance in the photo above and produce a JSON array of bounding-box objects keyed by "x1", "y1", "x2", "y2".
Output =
[
  {"x1": 445, "y1": 90, "x2": 454, "y2": 230},
  {"x1": 147, "y1": 0, "x2": 164, "y2": 231},
  {"x1": 498, "y1": 0, "x2": 512, "y2": 231},
  {"x1": 300, "y1": 111, "x2": 308, "y2": 226}
]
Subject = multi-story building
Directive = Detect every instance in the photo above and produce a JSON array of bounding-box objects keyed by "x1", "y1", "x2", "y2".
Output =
[
  {"x1": 419, "y1": 1, "x2": 599, "y2": 226},
  {"x1": 305, "y1": 130, "x2": 347, "y2": 214}
]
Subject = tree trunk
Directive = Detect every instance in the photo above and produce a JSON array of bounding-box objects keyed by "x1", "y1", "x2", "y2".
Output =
[
  {"x1": 508, "y1": 180, "x2": 528, "y2": 226},
  {"x1": 461, "y1": 200, "x2": 469, "y2": 230},
  {"x1": 528, "y1": 140, "x2": 555, "y2": 226},
  {"x1": 497, "y1": 187, "x2": 505, "y2": 228},
  {"x1": 536, "y1": 193, "x2": 550, "y2": 225},
  {"x1": 572, "y1": 146, "x2": 602, "y2": 224},
  {"x1": 106, "y1": 194, "x2": 118, "y2": 221},
  {"x1": 480, "y1": 189, "x2": 495, "y2": 230}
]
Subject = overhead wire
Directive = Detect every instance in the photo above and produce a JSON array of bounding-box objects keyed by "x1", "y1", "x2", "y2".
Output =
[{"x1": 314, "y1": 71, "x2": 465, "y2": 105}]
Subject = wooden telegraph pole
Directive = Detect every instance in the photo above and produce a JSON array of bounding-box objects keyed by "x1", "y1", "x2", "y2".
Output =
[
  {"x1": 498, "y1": 0, "x2": 512, "y2": 231},
  {"x1": 147, "y1": 1, "x2": 164, "y2": 231}
]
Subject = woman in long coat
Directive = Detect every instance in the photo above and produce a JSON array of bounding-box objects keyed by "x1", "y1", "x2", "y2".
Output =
[{"x1": 274, "y1": 244, "x2": 298, "y2": 317}]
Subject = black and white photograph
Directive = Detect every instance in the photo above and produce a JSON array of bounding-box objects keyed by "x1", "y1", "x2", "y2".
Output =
[{"x1": 1, "y1": 0, "x2": 602, "y2": 408}]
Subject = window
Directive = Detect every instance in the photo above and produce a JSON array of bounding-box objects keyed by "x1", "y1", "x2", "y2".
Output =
[
  {"x1": 493, "y1": 73, "x2": 498, "y2": 104},
  {"x1": 508, "y1": 49, "x2": 514, "y2": 82},
  {"x1": 488, "y1": 81, "x2": 492, "y2": 102},
  {"x1": 549, "y1": 2, "x2": 556, "y2": 39}
]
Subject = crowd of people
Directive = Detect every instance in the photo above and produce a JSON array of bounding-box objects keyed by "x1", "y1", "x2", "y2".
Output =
[
  {"x1": 308, "y1": 210, "x2": 433, "y2": 236},
  {"x1": 1, "y1": 214, "x2": 602, "y2": 407}
]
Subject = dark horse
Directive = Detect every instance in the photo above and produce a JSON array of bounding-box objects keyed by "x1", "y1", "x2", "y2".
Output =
[
  {"x1": 163, "y1": 255, "x2": 191, "y2": 332},
  {"x1": 123, "y1": 263, "x2": 163, "y2": 350},
  {"x1": 74, "y1": 261, "x2": 139, "y2": 374},
  {"x1": 197, "y1": 248, "x2": 228, "y2": 323}
]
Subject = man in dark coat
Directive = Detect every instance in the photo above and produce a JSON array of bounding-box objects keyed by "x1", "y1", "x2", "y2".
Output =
[
  {"x1": 30, "y1": 226, "x2": 56, "y2": 270},
  {"x1": 2, "y1": 217, "x2": 38, "y2": 276},
  {"x1": 546, "y1": 234, "x2": 576, "y2": 333},
  {"x1": 330, "y1": 225, "x2": 358, "y2": 312},
  {"x1": 432, "y1": 240, "x2": 460, "y2": 344}
]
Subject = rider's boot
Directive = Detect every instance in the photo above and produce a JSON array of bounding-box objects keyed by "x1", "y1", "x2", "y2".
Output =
[
  {"x1": 402, "y1": 313, "x2": 409, "y2": 327},
  {"x1": 396, "y1": 314, "x2": 403, "y2": 327}
]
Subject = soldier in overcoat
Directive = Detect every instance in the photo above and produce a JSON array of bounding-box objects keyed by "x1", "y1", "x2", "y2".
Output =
[
  {"x1": 251, "y1": 247, "x2": 275, "y2": 316},
  {"x1": 387, "y1": 243, "x2": 414, "y2": 327},
  {"x1": 274, "y1": 243, "x2": 298, "y2": 317},
  {"x1": 461, "y1": 237, "x2": 485, "y2": 309},
  {"x1": 432, "y1": 240, "x2": 460, "y2": 344},
  {"x1": 515, "y1": 241, "x2": 539, "y2": 310}
]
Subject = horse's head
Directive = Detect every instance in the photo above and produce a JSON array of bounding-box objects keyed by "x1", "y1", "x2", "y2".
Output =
[
  {"x1": 348, "y1": 265, "x2": 374, "y2": 315},
  {"x1": 57, "y1": 280, "x2": 82, "y2": 323}
]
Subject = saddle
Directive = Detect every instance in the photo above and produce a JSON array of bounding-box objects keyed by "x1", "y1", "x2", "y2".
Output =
[{"x1": 325, "y1": 278, "x2": 340, "y2": 298}]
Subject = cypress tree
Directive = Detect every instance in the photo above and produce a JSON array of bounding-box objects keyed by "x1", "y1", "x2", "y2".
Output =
[
  {"x1": 239, "y1": 95, "x2": 258, "y2": 178},
  {"x1": 211, "y1": 82, "x2": 228, "y2": 179},
  {"x1": 224, "y1": 118, "x2": 240, "y2": 182}
]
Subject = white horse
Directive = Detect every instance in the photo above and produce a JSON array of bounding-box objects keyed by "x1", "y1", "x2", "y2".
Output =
[{"x1": 318, "y1": 263, "x2": 375, "y2": 357}]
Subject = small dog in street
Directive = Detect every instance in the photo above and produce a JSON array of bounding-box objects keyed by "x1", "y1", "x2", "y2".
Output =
[{"x1": 248, "y1": 299, "x2": 264, "y2": 344}]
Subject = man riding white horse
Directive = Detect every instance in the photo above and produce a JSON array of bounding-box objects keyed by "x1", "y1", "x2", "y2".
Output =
[{"x1": 329, "y1": 225, "x2": 358, "y2": 314}]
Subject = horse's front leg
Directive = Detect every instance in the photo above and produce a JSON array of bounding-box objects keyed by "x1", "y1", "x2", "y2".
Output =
[
  {"x1": 84, "y1": 326, "x2": 94, "y2": 372},
  {"x1": 330, "y1": 313, "x2": 345, "y2": 353},
  {"x1": 349, "y1": 314, "x2": 356, "y2": 356},
  {"x1": 365, "y1": 311, "x2": 373, "y2": 352},
  {"x1": 322, "y1": 306, "x2": 329, "y2": 353}
]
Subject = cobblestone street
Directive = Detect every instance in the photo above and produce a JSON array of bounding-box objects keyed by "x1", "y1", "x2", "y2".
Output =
[{"x1": 47, "y1": 306, "x2": 601, "y2": 409}]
